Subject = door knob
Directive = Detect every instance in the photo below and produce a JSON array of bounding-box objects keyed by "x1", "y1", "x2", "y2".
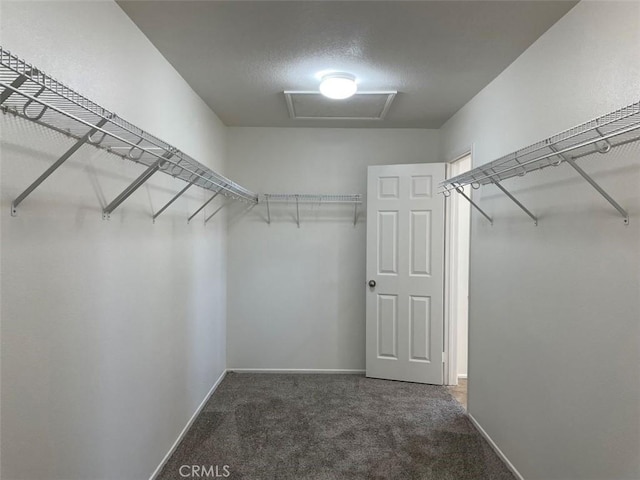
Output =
[{"x1": 368, "y1": 280, "x2": 376, "y2": 288}]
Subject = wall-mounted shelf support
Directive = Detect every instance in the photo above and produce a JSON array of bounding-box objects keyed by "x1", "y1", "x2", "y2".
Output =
[
  {"x1": 565, "y1": 158, "x2": 629, "y2": 224},
  {"x1": 0, "y1": 74, "x2": 28, "y2": 104},
  {"x1": 353, "y1": 203, "x2": 358, "y2": 227},
  {"x1": 188, "y1": 189, "x2": 221, "y2": 223},
  {"x1": 11, "y1": 117, "x2": 109, "y2": 216},
  {"x1": 492, "y1": 181, "x2": 538, "y2": 225},
  {"x1": 548, "y1": 145, "x2": 629, "y2": 225},
  {"x1": 265, "y1": 196, "x2": 271, "y2": 225},
  {"x1": 204, "y1": 201, "x2": 228, "y2": 224},
  {"x1": 295, "y1": 196, "x2": 300, "y2": 228},
  {"x1": 103, "y1": 152, "x2": 174, "y2": 220},
  {"x1": 152, "y1": 183, "x2": 193, "y2": 223},
  {"x1": 455, "y1": 187, "x2": 493, "y2": 225}
]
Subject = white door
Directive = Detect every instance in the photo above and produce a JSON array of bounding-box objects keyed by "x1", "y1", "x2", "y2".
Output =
[{"x1": 366, "y1": 163, "x2": 445, "y2": 384}]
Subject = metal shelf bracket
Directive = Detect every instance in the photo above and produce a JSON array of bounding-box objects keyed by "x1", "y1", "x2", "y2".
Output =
[
  {"x1": 493, "y1": 181, "x2": 538, "y2": 225},
  {"x1": 455, "y1": 187, "x2": 493, "y2": 225},
  {"x1": 102, "y1": 151, "x2": 174, "y2": 220},
  {"x1": 204, "y1": 201, "x2": 228, "y2": 224},
  {"x1": 265, "y1": 195, "x2": 271, "y2": 225},
  {"x1": 187, "y1": 189, "x2": 222, "y2": 223},
  {"x1": 152, "y1": 183, "x2": 193, "y2": 223},
  {"x1": 295, "y1": 195, "x2": 300, "y2": 228},
  {"x1": 0, "y1": 73, "x2": 28, "y2": 104},
  {"x1": 12, "y1": 117, "x2": 109, "y2": 216},
  {"x1": 565, "y1": 157, "x2": 629, "y2": 225},
  {"x1": 549, "y1": 145, "x2": 629, "y2": 225}
]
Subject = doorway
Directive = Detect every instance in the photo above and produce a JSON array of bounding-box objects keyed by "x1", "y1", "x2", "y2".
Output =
[{"x1": 445, "y1": 154, "x2": 471, "y2": 406}]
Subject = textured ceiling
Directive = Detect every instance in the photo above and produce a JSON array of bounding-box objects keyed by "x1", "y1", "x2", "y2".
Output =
[{"x1": 117, "y1": 1, "x2": 577, "y2": 128}]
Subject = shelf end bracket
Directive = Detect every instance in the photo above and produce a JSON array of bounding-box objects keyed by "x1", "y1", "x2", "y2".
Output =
[
  {"x1": 12, "y1": 117, "x2": 109, "y2": 217},
  {"x1": 551, "y1": 143, "x2": 629, "y2": 224},
  {"x1": 565, "y1": 157, "x2": 628, "y2": 224}
]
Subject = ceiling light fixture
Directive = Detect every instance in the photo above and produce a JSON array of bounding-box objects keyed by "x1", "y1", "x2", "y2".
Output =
[{"x1": 319, "y1": 73, "x2": 357, "y2": 100}]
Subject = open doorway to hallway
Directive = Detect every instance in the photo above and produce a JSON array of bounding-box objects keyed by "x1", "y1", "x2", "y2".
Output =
[{"x1": 446, "y1": 153, "x2": 471, "y2": 409}]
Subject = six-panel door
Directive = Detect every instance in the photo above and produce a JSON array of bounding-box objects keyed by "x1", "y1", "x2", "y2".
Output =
[{"x1": 365, "y1": 163, "x2": 445, "y2": 384}]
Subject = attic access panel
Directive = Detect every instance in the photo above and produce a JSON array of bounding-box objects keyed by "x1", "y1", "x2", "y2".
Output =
[{"x1": 284, "y1": 91, "x2": 396, "y2": 121}]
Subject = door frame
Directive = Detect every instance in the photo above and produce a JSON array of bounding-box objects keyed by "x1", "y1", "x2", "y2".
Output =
[{"x1": 443, "y1": 147, "x2": 474, "y2": 386}]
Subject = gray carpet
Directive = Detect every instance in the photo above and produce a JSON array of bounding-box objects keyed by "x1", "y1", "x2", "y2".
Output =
[{"x1": 157, "y1": 373, "x2": 516, "y2": 480}]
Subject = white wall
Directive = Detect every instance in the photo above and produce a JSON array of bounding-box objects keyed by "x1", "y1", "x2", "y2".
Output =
[
  {"x1": 0, "y1": 2, "x2": 230, "y2": 479},
  {"x1": 226, "y1": 128, "x2": 439, "y2": 371},
  {"x1": 440, "y1": 2, "x2": 640, "y2": 479}
]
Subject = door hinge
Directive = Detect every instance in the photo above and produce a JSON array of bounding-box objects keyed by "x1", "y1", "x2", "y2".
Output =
[{"x1": 442, "y1": 352, "x2": 446, "y2": 363}]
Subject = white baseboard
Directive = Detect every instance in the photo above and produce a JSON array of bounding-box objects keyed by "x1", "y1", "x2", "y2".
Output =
[
  {"x1": 148, "y1": 369, "x2": 228, "y2": 480},
  {"x1": 468, "y1": 413, "x2": 525, "y2": 480},
  {"x1": 228, "y1": 368, "x2": 365, "y2": 374},
  {"x1": 458, "y1": 374, "x2": 468, "y2": 379}
]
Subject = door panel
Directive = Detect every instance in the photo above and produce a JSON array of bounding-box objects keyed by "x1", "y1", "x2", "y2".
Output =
[
  {"x1": 378, "y1": 211, "x2": 399, "y2": 275},
  {"x1": 366, "y1": 163, "x2": 445, "y2": 384},
  {"x1": 410, "y1": 295, "x2": 431, "y2": 362},
  {"x1": 410, "y1": 210, "x2": 431, "y2": 276},
  {"x1": 377, "y1": 295, "x2": 398, "y2": 359}
]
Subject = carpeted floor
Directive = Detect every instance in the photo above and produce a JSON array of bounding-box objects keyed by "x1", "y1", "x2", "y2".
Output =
[{"x1": 157, "y1": 373, "x2": 516, "y2": 480}]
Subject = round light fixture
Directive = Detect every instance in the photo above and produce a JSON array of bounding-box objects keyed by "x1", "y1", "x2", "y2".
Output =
[{"x1": 319, "y1": 73, "x2": 357, "y2": 100}]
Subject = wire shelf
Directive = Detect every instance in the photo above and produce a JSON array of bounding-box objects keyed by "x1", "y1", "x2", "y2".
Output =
[
  {"x1": 0, "y1": 47, "x2": 258, "y2": 207},
  {"x1": 440, "y1": 101, "x2": 640, "y2": 193},
  {"x1": 261, "y1": 194, "x2": 362, "y2": 227},
  {"x1": 262, "y1": 194, "x2": 362, "y2": 204}
]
